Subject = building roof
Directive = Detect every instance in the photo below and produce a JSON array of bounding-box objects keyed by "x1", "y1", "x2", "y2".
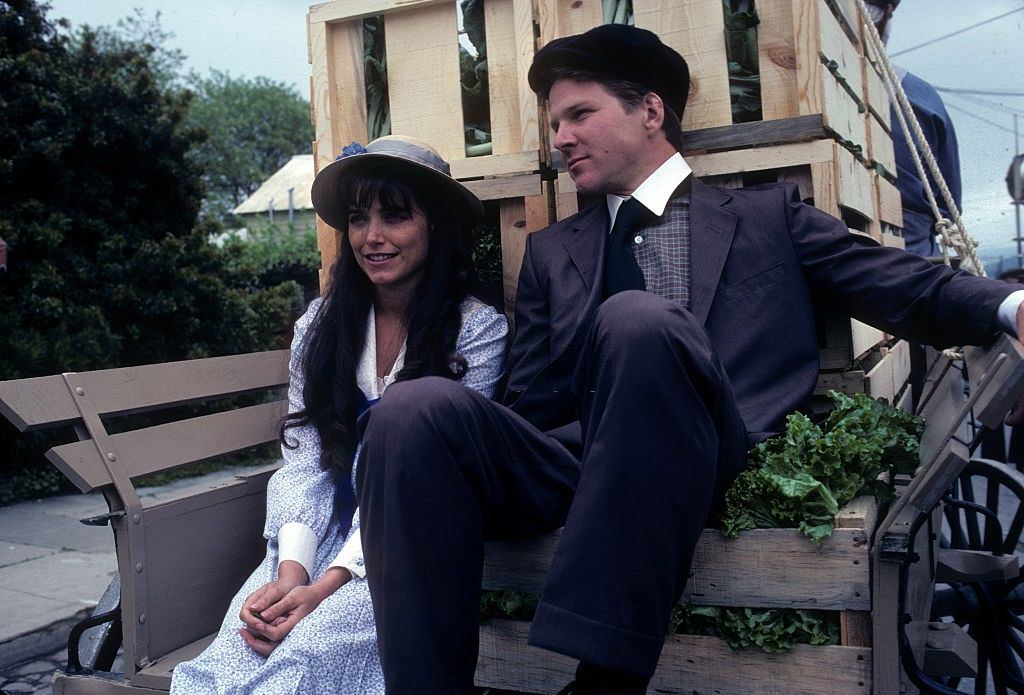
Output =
[{"x1": 234, "y1": 154, "x2": 315, "y2": 215}]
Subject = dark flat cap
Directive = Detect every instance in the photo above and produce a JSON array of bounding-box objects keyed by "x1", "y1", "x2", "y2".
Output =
[{"x1": 528, "y1": 24, "x2": 690, "y2": 117}]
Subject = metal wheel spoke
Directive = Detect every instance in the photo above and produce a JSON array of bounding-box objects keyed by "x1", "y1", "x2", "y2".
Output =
[
  {"x1": 988, "y1": 474, "x2": 1004, "y2": 550},
  {"x1": 1006, "y1": 504, "x2": 1024, "y2": 553}
]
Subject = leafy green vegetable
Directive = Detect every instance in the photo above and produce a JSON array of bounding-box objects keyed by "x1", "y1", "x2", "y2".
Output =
[
  {"x1": 480, "y1": 590, "x2": 540, "y2": 622},
  {"x1": 720, "y1": 390, "x2": 923, "y2": 542},
  {"x1": 723, "y1": 0, "x2": 763, "y2": 123},
  {"x1": 481, "y1": 590, "x2": 838, "y2": 653}
]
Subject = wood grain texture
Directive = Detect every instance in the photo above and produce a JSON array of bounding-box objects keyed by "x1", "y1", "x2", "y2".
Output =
[
  {"x1": 385, "y1": 3, "x2": 464, "y2": 161},
  {"x1": 688, "y1": 139, "x2": 834, "y2": 178},
  {"x1": 840, "y1": 610, "x2": 873, "y2": 647},
  {"x1": 757, "y1": 0, "x2": 800, "y2": 121},
  {"x1": 476, "y1": 619, "x2": 873, "y2": 695},
  {"x1": 47, "y1": 401, "x2": 287, "y2": 493},
  {"x1": 834, "y1": 143, "x2": 876, "y2": 221},
  {"x1": 863, "y1": 57, "x2": 890, "y2": 126},
  {"x1": 876, "y1": 173, "x2": 904, "y2": 227},
  {"x1": 635, "y1": 0, "x2": 732, "y2": 130},
  {"x1": 482, "y1": 0, "x2": 539, "y2": 159},
  {"x1": 815, "y1": 369, "x2": 866, "y2": 396},
  {"x1": 500, "y1": 192, "x2": 552, "y2": 318},
  {"x1": 866, "y1": 340, "x2": 911, "y2": 405},
  {"x1": 868, "y1": 113, "x2": 896, "y2": 177},
  {"x1": 462, "y1": 173, "x2": 543, "y2": 201},
  {"x1": 484, "y1": 525, "x2": 872, "y2": 610},
  {"x1": 450, "y1": 151, "x2": 539, "y2": 180},
  {"x1": 536, "y1": 0, "x2": 603, "y2": 49}
]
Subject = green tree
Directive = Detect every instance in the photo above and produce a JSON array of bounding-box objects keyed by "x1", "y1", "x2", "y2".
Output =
[
  {"x1": 0, "y1": 0, "x2": 303, "y2": 501},
  {"x1": 186, "y1": 71, "x2": 314, "y2": 224}
]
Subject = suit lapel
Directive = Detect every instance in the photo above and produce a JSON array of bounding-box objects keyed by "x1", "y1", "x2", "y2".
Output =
[
  {"x1": 563, "y1": 203, "x2": 607, "y2": 296},
  {"x1": 688, "y1": 178, "x2": 737, "y2": 325}
]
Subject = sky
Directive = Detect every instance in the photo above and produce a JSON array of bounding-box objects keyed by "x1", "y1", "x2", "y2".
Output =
[{"x1": 45, "y1": 0, "x2": 1024, "y2": 267}]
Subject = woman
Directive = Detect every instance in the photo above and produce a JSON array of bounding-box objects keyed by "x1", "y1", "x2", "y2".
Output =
[{"x1": 171, "y1": 136, "x2": 508, "y2": 694}]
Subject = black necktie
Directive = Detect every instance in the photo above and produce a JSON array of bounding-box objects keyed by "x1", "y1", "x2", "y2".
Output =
[{"x1": 604, "y1": 197, "x2": 649, "y2": 298}]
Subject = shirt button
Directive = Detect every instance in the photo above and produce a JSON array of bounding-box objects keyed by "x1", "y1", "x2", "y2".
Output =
[{"x1": 634, "y1": 235, "x2": 644, "y2": 245}]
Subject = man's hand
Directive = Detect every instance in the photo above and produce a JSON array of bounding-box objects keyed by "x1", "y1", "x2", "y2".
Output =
[
  {"x1": 1008, "y1": 302, "x2": 1024, "y2": 426},
  {"x1": 238, "y1": 565, "x2": 352, "y2": 656}
]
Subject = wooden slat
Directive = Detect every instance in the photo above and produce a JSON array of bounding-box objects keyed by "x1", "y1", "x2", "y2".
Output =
[
  {"x1": 450, "y1": 151, "x2": 539, "y2": 180},
  {"x1": 851, "y1": 318, "x2": 884, "y2": 362},
  {"x1": 863, "y1": 57, "x2": 890, "y2": 126},
  {"x1": 635, "y1": 0, "x2": 733, "y2": 131},
  {"x1": 132, "y1": 634, "x2": 216, "y2": 691},
  {"x1": 462, "y1": 173, "x2": 543, "y2": 201},
  {"x1": 829, "y1": 0, "x2": 862, "y2": 44},
  {"x1": 756, "y1": 0, "x2": 799, "y2": 121},
  {"x1": 140, "y1": 476, "x2": 270, "y2": 663},
  {"x1": 308, "y1": 0, "x2": 445, "y2": 24},
  {"x1": 793, "y1": 0, "x2": 868, "y2": 155},
  {"x1": 866, "y1": 340, "x2": 911, "y2": 404},
  {"x1": 877, "y1": 173, "x2": 904, "y2": 227},
  {"x1": 689, "y1": 139, "x2": 834, "y2": 178},
  {"x1": 384, "y1": 3, "x2": 464, "y2": 162},
  {"x1": 0, "y1": 351, "x2": 289, "y2": 433},
  {"x1": 965, "y1": 334, "x2": 1024, "y2": 430},
  {"x1": 868, "y1": 113, "x2": 896, "y2": 177},
  {"x1": 500, "y1": 192, "x2": 552, "y2": 318},
  {"x1": 482, "y1": 0, "x2": 538, "y2": 161},
  {"x1": 683, "y1": 114, "x2": 827, "y2": 153},
  {"x1": 840, "y1": 610, "x2": 872, "y2": 647},
  {"x1": 835, "y1": 494, "x2": 879, "y2": 532},
  {"x1": 816, "y1": 0, "x2": 864, "y2": 104},
  {"x1": 476, "y1": 620, "x2": 872, "y2": 695},
  {"x1": 47, "y1": 400, "x2": 287, "y2": 493},
  {"x1": 484, "y1": 526, "x2": 871, "y2": 610},
  {"x1": 536, "y1": 0, "x2": 603, "y2": 50},
  {"x1": 834, "y1": 143, "x2": 876, "y2": 221},
  {"x1": 815, "y1": 370, "x2": 866, "y2": 397}
]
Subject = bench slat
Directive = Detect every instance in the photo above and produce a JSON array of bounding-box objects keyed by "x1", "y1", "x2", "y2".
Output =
[
  {"x1": 476, "y1": 619, "x2": 872, "y2": 695},
  {"x1": 484, "y1": 526, "x2": 870, "y2": 611},
  {"x1": 47, "y1": 400, "x2": 287, "y2": 493},
  {"x1": 141, "y1": 474, "x2": 272, "y2": 664},
  {"x1": 0, "y1": 350, "x2": 289, "y2": 432}
]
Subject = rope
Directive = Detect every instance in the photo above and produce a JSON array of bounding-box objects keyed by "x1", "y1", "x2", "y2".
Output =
[{"x1": 853, "y1": 0, "x2": 986, "y2": 278}]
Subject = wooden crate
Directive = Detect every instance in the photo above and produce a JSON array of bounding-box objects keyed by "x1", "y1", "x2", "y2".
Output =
[
  {"x1": 537, "y1": 0, "x2": 869, "y2": 156},
  {"x1": 476, "y1": 496, "x2": 879, "y2": 694},
  {"x1": 308, "y1": 0, "x2": 544, "y2": 286}
]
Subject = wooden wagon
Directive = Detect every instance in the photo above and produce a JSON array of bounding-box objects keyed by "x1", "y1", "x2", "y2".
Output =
[{"x1": 2, "y1": 0, "x2": 1024, "y2": 693}]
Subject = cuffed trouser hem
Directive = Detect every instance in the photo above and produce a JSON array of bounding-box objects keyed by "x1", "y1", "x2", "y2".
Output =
[{"x1": 527, "y1": 600, "x2": 664, "y2": 677}]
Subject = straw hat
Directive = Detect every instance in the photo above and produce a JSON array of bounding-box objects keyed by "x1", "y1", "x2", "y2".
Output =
[{"x1": 311, "y1": 135, "x2": 484, "y2": 230}]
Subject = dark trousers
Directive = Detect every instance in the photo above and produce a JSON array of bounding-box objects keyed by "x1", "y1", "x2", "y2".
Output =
[{"x1": 356, "y1": 292, "x2": 748, "y2": 694}]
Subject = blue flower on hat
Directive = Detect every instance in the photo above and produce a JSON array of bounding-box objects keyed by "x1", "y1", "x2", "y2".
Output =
[{"x1": 338, "y1": 142, "x2": 367, "y2": 160}]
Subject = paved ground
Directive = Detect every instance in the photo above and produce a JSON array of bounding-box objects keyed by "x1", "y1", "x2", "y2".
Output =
[{"x1": 0, "y1": 465, "x2": 269, "y2": 691}]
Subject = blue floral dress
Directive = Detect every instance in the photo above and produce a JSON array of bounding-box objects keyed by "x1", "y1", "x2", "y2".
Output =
[{"x1": 170, "y1": 297, "x2": 508, "y2": 695}]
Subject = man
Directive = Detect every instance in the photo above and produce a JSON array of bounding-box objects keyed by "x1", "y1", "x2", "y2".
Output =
[
  {"x1": 867, "y1": 0, "x2": 962, "y2": 257},
  {"x1": 356, "y1": 25, "x2": 1023, "y2": 695}
]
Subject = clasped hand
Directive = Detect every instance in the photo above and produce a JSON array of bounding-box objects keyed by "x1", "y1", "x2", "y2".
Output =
[{"x1": 238, "y1": 560, "x2": 351, "y2": 656}]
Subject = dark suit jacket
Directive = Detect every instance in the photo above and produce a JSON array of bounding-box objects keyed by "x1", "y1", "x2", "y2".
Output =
[{"x1": 501, "y1": 179, "x2": 1014, "y2": 442}]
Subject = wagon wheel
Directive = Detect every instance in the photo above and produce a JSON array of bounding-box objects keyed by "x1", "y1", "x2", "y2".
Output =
[{"x1": 928, "y1": 458, "x2": 1024, "y2": 694}]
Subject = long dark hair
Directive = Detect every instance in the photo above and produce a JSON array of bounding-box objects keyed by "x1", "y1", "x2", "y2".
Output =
[{"x1": 280, "y1": 160, "x2": 477, "y2": 473}]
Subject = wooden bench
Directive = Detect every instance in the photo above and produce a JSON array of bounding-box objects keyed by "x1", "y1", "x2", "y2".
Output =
[{"x1": 2, "y1": 335, "x2": 1024, "y2": 694}]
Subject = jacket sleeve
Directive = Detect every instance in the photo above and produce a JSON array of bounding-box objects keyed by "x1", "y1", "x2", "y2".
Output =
[
  {"x1": 783, "y1": 185, "x2": 1013, "y2": 347},
  {"x1": 502, "y1": 232, "x2": 551, "y2": 404},
  {"x1": 262, "y1": 299, "x2": 337, "y2": 575}
]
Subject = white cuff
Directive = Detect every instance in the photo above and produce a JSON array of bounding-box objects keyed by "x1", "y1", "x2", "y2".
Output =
[
  {"x1": 330, "y1": 527, "x2": 366, "y2": 579},
  {"x1": 997, "y1": 290, "x2": 1024, "y2": 337},
  {"x1": 277, "y1": 522, "x2": 317, "y2": 577}
]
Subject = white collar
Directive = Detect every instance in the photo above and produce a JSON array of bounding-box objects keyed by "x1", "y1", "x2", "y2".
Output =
[
  {"x1": 606, "y1": 152, "x2": 692, "y2": 227},
  {"x1": 356, "y1": 305, "x2": 407, "y2": 401}
]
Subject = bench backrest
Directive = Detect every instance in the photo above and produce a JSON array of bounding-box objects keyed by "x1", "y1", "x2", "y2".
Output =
[{"x1": 0, "y1": 350, "x2": 291, "y2": 677}]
